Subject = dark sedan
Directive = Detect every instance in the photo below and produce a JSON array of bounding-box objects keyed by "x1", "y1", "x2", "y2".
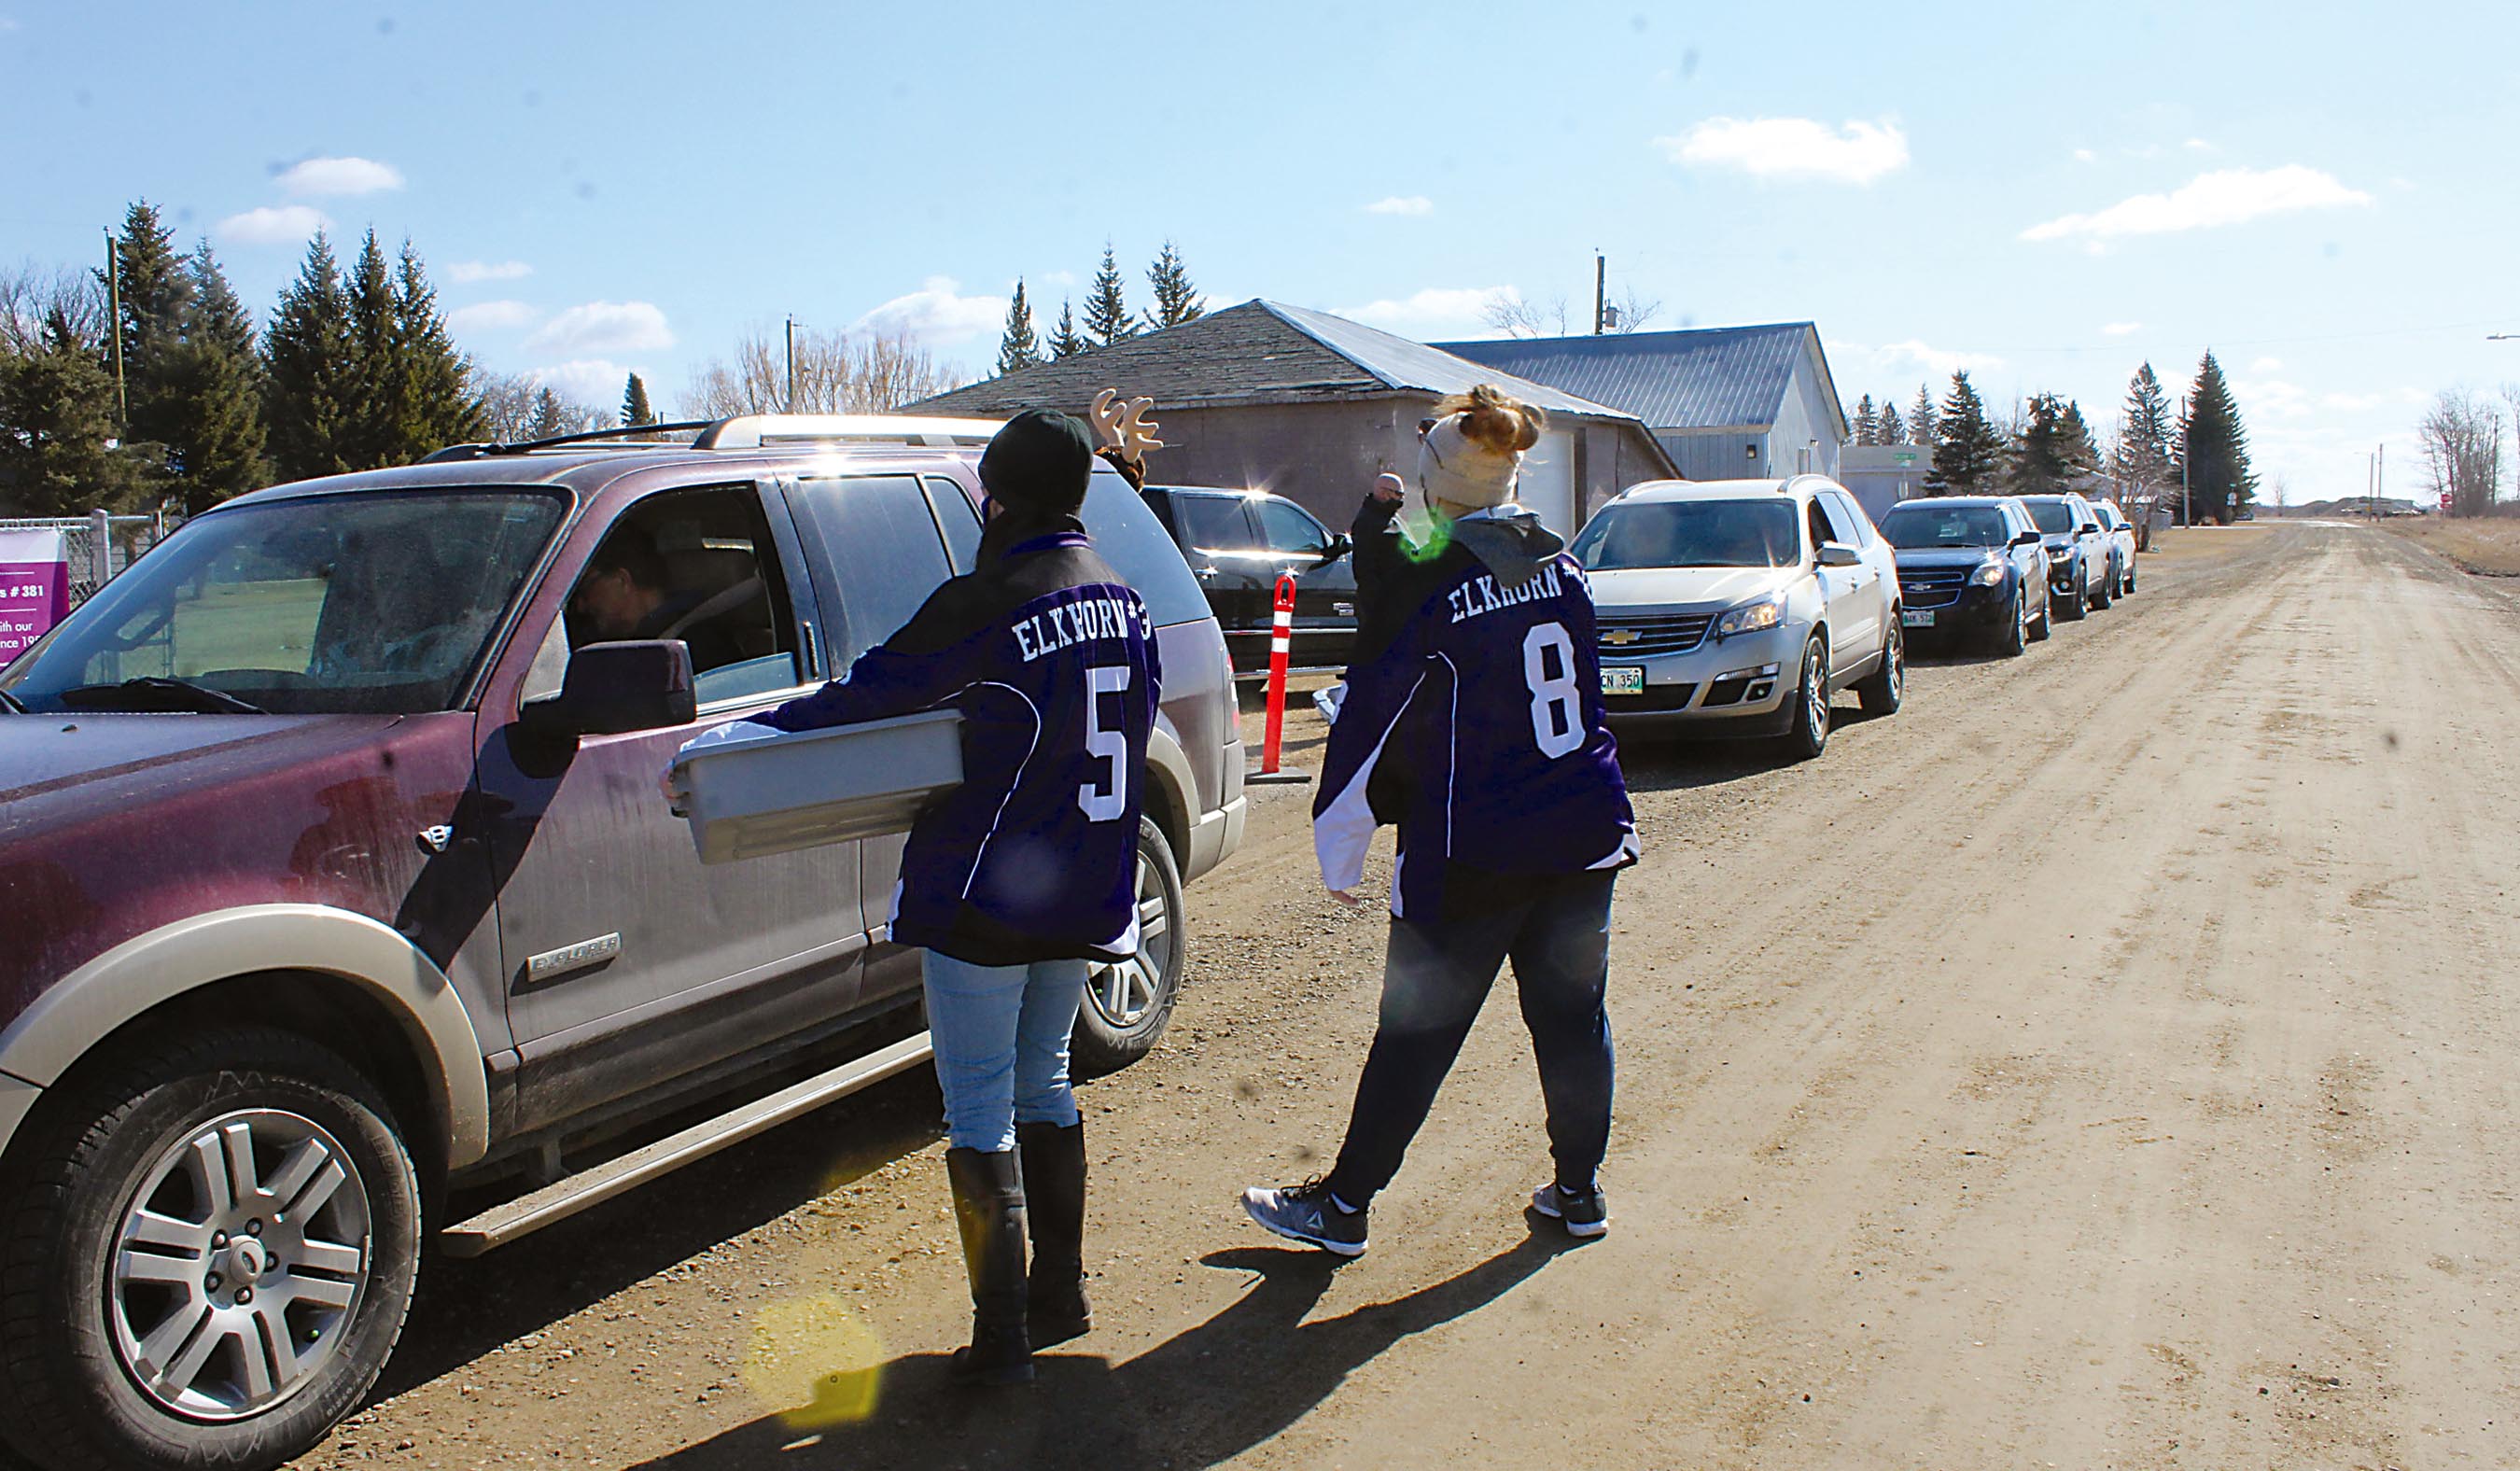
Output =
[
  {"x1": 1139, "y1": 484, "x2": 1357, "y2": 674},
  {"x1": 1877, "y1": 497, "x2": 2051, "y2": 656}
]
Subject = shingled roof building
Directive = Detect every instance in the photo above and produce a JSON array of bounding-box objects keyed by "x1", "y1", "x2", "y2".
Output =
[
  {"x1": 903, "y1": 300, "x2": 1675, "y2": 536},
  {"x1": 1434, "y1": 322, "x2": 1850, "y2": 483}
]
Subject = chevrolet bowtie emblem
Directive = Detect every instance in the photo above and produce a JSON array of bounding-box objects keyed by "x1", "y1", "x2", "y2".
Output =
[{"x1": 1604, "y1": 628, "x2": 1640, "y2": 645}]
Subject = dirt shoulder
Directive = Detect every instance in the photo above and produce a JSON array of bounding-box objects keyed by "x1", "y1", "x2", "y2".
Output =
[
  {"x1": 2382, "y1": 514, "x2": 2520, "y2": 577},
  {"x1": 293, "y1": 522, "x2": 2520, "y2": 1471}
]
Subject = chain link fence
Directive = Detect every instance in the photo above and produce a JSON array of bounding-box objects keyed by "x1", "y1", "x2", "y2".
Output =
[{"x1": 0, "y1": 510, "x2": 169, "y2": 608}]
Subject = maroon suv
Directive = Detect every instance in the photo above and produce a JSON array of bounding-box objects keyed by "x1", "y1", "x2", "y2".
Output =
[{"x1": 0, "y1": 418, "x2": 1245, "y2": 1471}]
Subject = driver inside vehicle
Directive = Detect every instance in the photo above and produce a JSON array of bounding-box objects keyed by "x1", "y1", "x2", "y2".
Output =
[{"x1": 568, "y1": 523, "x2": 747, "y2": 674}]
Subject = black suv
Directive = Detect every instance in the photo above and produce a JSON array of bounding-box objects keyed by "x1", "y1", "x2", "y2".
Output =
[
  {"x1": 1138, "y1": 483, "x2": 1359, "y2": 673},
  {"x1": 0, "y1": 414, "x2": 1247, "y2": 1471}
]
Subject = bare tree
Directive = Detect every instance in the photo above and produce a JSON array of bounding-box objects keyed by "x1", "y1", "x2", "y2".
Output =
[
  {"x1": 0, "y1": 263, "x2": 105, "y2": 356},
  {"x1": 1479, "y1": 295, "x2": 1572, "y2": 339},
  {"x1": 469, "y1": 369, "x2": 542, "y2": 442},
  {"x1": 680, "y1": 326, "x2": 966, "y2": 418},
  {"x1": 2419, "y1": 388, "x2": 2505, "y2": 518}
]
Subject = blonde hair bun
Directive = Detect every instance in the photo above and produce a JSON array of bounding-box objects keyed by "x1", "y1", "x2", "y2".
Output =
[{"x1": 1435, "y1": 383, "x2": 1545, "y2": 455}]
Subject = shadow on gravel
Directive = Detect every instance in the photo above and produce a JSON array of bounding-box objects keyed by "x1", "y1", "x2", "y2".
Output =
[
  {"x1": 1613, "y1": 699, "x2": 1896, "y2": 796},
  {"x1": 371, "y1": 1067, "x2": 949, "y2": 1404},
  {"x1": 629, "y1": 1230, "x2": 1589, "y2": 1471}
]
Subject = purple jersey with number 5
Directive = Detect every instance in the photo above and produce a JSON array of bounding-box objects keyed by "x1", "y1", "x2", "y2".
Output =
[
  {"x1": 1314, "y1": 506, "x2": 1636, "y2": 919},
  {"x1": 760, "y1": 519, "x2": 1159, "y2": 966}
]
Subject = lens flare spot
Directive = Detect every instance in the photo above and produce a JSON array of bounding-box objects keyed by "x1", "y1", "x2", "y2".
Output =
[{"x1": 740, "y1": 1295, "x2": 884, "y2": 1428}]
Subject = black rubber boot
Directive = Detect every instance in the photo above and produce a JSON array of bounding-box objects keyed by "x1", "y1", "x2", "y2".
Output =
[
  {"x1": 945, "y1": 1147, "x2": 1033, "y2": 1385},
  {"x1": 1017, "y1": 1121, "x2": 1091, "y2": 1347}
]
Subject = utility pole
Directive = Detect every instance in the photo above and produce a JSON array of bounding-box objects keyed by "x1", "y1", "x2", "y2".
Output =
[
  {"x1": 783, "y1": 315, "x2": 798, "y2": 413},
  {"x1": 2178, "y1": 393, "x2": 2190, "y2": 528},
  {"x1": 104, "y1": 229, "x2": 127, "y2": 429},
  {"x1": 1593, "y1": 254, "x2": 1606, "y2": 336}
]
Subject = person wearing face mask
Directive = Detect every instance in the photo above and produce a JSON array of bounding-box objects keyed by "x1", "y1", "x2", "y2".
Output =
[{"x1": 1240, "y1": 384, "x2": 1638, "y2": 1256}]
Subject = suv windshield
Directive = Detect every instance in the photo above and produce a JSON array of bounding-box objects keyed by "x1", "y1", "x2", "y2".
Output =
[
  {"x1": 2023, "y1": 500, "x2": 2078, "y2": 535},
  {"x1": 1880, "y1": 505, "x2": 2012, "y2": 550},
  {"x1": 1572, "y1": 499, "x2": 1800, "y2": 570},
  {"x1": 1, "y1": 490, "x2": 565, "y2": 716}
]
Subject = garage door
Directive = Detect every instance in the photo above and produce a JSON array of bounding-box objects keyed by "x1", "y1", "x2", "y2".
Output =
[{"x1": 1517, "y1": 428, "x2": 1576, "y2": 537}]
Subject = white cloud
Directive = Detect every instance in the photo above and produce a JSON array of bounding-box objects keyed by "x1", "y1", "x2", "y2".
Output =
[
  {"x1": 276, "y1": 156, "x2": 405, "y2": 197},
  {"x1": 1845, "y1": 338, "x2": 2006, "y2": 379},
  {"x1": 2235, "y1": 378, "x2": 2313, "y2": 418},
  {"x1": 1365, "y1": 195, "x2": 1435, "y2": 217},
  {"x1": 448, "y1": 300, "x2": 539, "y2": 334},
  {"x1": 2072, "y1": 148, "x2": 2099, "y2": 164},
  {"x1": 214, "y1": 204, "x2": 331, "y2": 245},
  {"x1": 525, "y1": 301, "x2": 675, "y2": 356},
  {"x1": 849, "y1": 276, "x2": 1006, "y2": 346},
  {"x1": 1036, "y1": 270, "x2": 1078, "y2": 288},
  {"x1": 1333, "y1": 286, "x2": 1519, "y2": 334},
  {"x1": 2248, "y1": 356, "x2": 2284, "y2": 374},
  {"x1": 449, "y1": 259, "x2": 533, "y2": 284},
  {"x1": 533, "y1": 359, "x2": 635, "y2": 410},
  {"x1": 2319, "y1": 387, "x2": 2427, "y2": 412},
  {"x1": 1656, "y1": 117, "x2": 1909, "y2": 184},
  {"x1": 2022, "y1": 164, "x2": 2373, "y2": 242},
  {"x1": 2183, "y1": 137, "x2": 2214, "y2": 151},
  {"x1": 2101, "y1": 321, "x2": 2143, "y2": 337}
]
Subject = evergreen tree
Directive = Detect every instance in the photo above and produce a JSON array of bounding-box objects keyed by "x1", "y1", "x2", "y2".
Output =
[
  {"x1": 2059, "y1": 399, "x2": 2101, "y2": 472},
  {"x1": 337, "y1": 229, "x2": 399, "y2": 469},
  {"x1": 1930, "y1": 371, "x2": 2005, "y2": 494},
  {"x1": 263, "y1": 231, "x2": 357, "y2": 480},
  {"x1": 2177, "y1": 350, "x2": 2256, "y2": 523},
  {"x1": 1142, "y1": 239, "x2": 1203, "y2": 330},
  {"x1": 1046, "y1": 299, "x2": 1086, "y2": 359},
  {"x1": 2008, "y1": 392, "x2": 2087, "y2": 496},
  {"x1": 526, "y1": 386, "x2": 571, "y2": 440},
  {"x1": 996, "y1": 277, "x2": 1043, "y2": 376},
  {"x1": 1852, "y1": 393, "x2": 1878, "y2": 446},
  {"x1": 105, "y1": 201, "x2": 194, "y2": 458},
  {"x1": 1877, "y1": 401, "x2": 1905, "y2": 445},
  {"x1": 622, "y1": 371, "x2": 655, "y2": 430},
  {"x1": 168, "y1": 243, "x2": 270, "y2": 511},
  {"x1": 0, "y1": 306, "x2": 159, "y2": 515},
  {"x1": 2111, "y1": 361, "x2": 2175, "y2": 490},
  {"x1": 385, "y1": 239, "x2": 481, "y2": 458},
  {"x1": 1084, "y1": 243, "x2": 1135, "y2": 348},
  {"x1": 1908, "y1": 384, "x2": 1939, "y2": 448}
]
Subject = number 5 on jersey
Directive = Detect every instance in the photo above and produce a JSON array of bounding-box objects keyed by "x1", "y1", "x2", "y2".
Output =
[{"x1": 1079, "y1": 664, "x2": 1132, "y2": 821}]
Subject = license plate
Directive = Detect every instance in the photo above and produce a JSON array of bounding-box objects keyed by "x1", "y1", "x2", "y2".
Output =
[
  {"x1": 1602, "y1": 665, "x2": 1645, "y2": 695},
  {"x1": 1901, "y1": 609, "x2": 1936, "y2": 627}
]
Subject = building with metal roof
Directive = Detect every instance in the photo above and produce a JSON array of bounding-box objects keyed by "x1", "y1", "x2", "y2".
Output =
[
  {"x1": 1433, "y1": 322, "x2": 1850, "y2": 483},
  {"x1": 903, "y1": 301, "x2": 1676, "y2": 536}
]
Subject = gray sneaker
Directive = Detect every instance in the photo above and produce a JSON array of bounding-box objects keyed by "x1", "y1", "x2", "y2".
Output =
[
  {"x1": 1240, "y1": 1178, "x2": 1368, "y2": 1256},
  {"x1": 1530, "y1": 1182, "x2": 1609, "y2": 1239}
]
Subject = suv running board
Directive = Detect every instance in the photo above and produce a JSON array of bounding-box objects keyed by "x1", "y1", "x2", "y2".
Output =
[{"x1": 438, "y1": 1031, "x2": 934, "y2": 1257}]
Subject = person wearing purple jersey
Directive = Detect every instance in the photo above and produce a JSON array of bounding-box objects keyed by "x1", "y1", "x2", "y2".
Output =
[
  {"x1": 1241, "y1": 385, "x2": 1637, "y2": 1256},
  {"x1": 712, "y1": 406, "x2": 1160, "y2": 1384}
]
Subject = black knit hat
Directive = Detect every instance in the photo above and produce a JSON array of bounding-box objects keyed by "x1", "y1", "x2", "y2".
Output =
[{"x1": 978, "y1": 408, "x2": 1096, "y2": 514}]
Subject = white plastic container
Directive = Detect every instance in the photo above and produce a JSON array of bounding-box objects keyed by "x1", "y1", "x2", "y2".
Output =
[{"x1": 666, "y1": 709, "x2": 964, "y2": 864}]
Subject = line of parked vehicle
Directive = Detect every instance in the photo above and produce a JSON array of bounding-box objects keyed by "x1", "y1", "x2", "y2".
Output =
[{"x1": 1134, "y1": 474, "x2": 2141, "y2": 764}]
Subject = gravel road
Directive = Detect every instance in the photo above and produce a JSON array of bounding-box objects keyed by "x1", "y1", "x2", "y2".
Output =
[{"x1": 291, "y1": 523, "x2": 2520, "y2": 1470}]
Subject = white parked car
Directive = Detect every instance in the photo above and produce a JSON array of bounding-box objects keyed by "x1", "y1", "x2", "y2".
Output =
[
  {"x1": 2086, "y1": 497, "x2": 2138, "y2": 596},
  {"x1": 1569, "y1": 476, "x2": 1904, "y2": 759}
]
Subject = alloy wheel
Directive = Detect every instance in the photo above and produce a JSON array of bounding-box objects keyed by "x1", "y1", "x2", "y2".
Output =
[
  {"x1": 1085, "y1": 851, "x2": 1173, "y2": 1030},
  {"x1": 107, "y1": 1109, "x2": 373, "y2": 1422}
]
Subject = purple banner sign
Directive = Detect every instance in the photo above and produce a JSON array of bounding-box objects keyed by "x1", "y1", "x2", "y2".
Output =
[{"x1": 0, "y1": 528, "x2": 71, "y2": 669}]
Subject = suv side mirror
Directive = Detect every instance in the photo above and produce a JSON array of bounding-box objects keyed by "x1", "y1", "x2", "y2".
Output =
[
  {"x1": 1319, "y1": 532, "x2": 1353, "y2": 564},
  {"x1": 2010, "y1": 529, "x2": 2042, "y2": 547},
  {"x1": 2078, "y1": 523, "x2": 2100, "y2": 537},
  {"x1": 521, "y1": 640, "x2": 696, "y2": 741},
  {"x1": 1817, "y1": 541, "x2": 1862, "y2": 567}
]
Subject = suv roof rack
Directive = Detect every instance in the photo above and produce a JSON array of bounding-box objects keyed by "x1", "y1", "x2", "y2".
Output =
[
  {"x1": 422, "y1": 413, "x2": 1010, "y2": 464},
  {"x1": 690, "y1": 414, "x2": 1005, "y2": 451}
]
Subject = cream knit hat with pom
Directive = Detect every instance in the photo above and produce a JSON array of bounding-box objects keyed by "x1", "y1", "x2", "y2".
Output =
[{"x1": 1416, "y1": 413, "x2": 1521, "y2": 510}]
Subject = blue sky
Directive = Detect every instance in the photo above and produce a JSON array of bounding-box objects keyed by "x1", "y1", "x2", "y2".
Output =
[{"x1": 6, "y1": 0, "x2": 2514, "y2": 503}]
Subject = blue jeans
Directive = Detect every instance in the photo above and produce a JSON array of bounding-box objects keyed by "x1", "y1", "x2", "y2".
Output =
[
  {"x1": 1323, "y1": 868, "x2": 1617, "y2": 1207},
  {"x1": 922, "y1": 950, "x2": 1089, "y2": 1153}
]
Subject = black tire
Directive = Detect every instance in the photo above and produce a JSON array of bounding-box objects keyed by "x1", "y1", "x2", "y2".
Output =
[
  {"x1": 1855, "y1": 616, "x2": 1904, "y2": 716},
  {"x1": 1994, "y1": 587, "x2": 2027, "y2": 657},
  {"x1": 2090, "y1": 560, "x2": 2113, "y2": 610},
  {"x1": 2027, "y1": 587, "x2": 2053, "y2": 642},
  {"x1": 1070, "y1": 816, "x2": 1186, "y2": 1077},
  {"x1": 1779, "y1": 635, "x2": 1830, "y2": 761},
  {"x1": 2055, "y1": 567, "x2": 2088, "y2": 623},
  {"x1": 0, "y1": 1027, "x2": 421, "y2": 1471}
]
